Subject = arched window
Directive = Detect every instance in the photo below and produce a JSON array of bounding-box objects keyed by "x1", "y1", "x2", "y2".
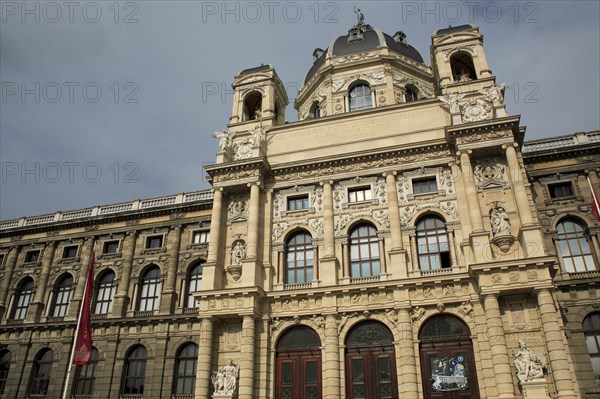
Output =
[
  {"x1": 73, "y1": 347, "x2": 99, "y2": 395},
  {"x1": 29, "y1": 349, "x2": 53, "y2": 395},
  {"x1": 557, "y1": 219, "x2": 597, "y2": 273},
  {"x1": 416, "y1": 216, "x2": 450, "y2": 270},
  {"x1": 583, "y1": 313, "x2": 600, "y2": 377},
  {"x1": 122, "y1": 346, "x2": 147, "y2": 394},
  {"x1": 309, "y1": 101, "x2": 321, "y2": 119},
  {"x1": 11, "y1": 278, "x2": 34, "y2": 320},
  {"x1": 242, "y1": 92, "x2": 262, "y2": 121},
  {"x1": 405, "y1": 85, "x2": 418, "y2": 102},
  {"x1": 137, "y1": 266, "x2": 161, "y2": 311},
  {"x1": 450, "y1": 52, "x2": 476, "y2": 82},
  {"x1": 349, "y1": 224, "x2": 380, "y2": 278},
  {"x1": 51, "y1": 274, "x2": 73, "y2": 317},
  {"x1": 173, "y1": 343, "x2": 198, "y2": 395},
  {"x1": 349, "y1": 83, "x2": 373, "y2": 112},
  {"x1": 94, "y1": 270, "x2": 116, "y2": 314},
  {"x1": 285, "y1": 232, "x2": 314, "y2": 284},
  {"x1": 186, "y1": 261, "x2": 204, "y2": 308},
  {"x1": 0, "y1": 350, "x2": 10, "y2": 395}
]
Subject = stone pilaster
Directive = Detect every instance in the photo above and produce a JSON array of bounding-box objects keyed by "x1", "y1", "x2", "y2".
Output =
[
  {"x1": 319, "y1": 181, "x2": 337, "y2": 285},
  {"x1": 204, "y1": 188, "x2": 225, "y2": 289},
  {"x1": 459, "y1": 151, "x2": 484, "y2": 232},
  {"x1": 195, "y1": 317, "x2": 214, "y2": 398},
  {"x1": 483, "y1": 294, "x2": 517, "y2": 399},
  {"x1": 238, "y1": 315, "x2": 256, "y2": 398},
  {"x1": 385, "y1": 172, "x2": 408, "y2": 277},
  {"x1": 68, "y1": 237, "x2": 95, "y2": 319},
  {"x1": 160, "y1": 225, "x2": 182, "y2": 314},
  {"x1": 0, "y1": 246, "x2": 20, "y2": 319},
  {"x1": 504, "y1": 143, "x2": 533, "y2": 225},
  {"x1": 536, "y1": 289, "x2": 578, "y2": 399},
  {"x1": 323, "y1": 314, "x2": 340, "y2": 397},
  {"x1": 28, "y1": 241, "x2": 56, "y2": 322},
  {"x1": 112, "y1": 231, "x2": 137, "y2": 317},
  {"x1": 241, "y1": 182, "x2": 262, "y2": 286},
  {"x1": 397, "y1": 308, "x2": 418, "y2": 399}
]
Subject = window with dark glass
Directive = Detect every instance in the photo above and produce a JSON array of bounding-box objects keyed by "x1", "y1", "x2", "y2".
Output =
[
  {"x1": 11, "y1": 278, "x2": 34, "y2": 320},
  {"x1": 51, "y1": 274, "x2": 73, "y2": 317},
  {"x1": 416, "y1": 216, "x2": 450, "y2": 270},
  {"x1": 146, "y1": 235, "x2": 163, "y2": 249},
  {"x1": 137, "y1": 266, "x2": 161, "y2": 311},
  {"x1": 173, "y1": 343, "x2": 198, "y2": 395},
  {"x1": 349, "y1": 84, "x2": 373, "y2": 112},
  {"x1": 186, "y1": 262, "x2": 203, "y2": 308},
  {"x1": 0, "y1": 254, "x2": 5, "y2": 268},
  {"x1": 73, "y1": 347, "x2": 99, "y2": 395},
  {"x1": 348, "y1": 186, "x2": 372, "y2": 203},
  {"x1": 62, "y1": 245, "x2": 78, "y2": 259},
  {"x1": 29, "y1": 349, "x2": 53, "y2": 396},
  {"x1": 349, "y1": 224, "x2": 380, "y2": 278},
  {"x1": 412, "y1": 176, "x2": 438, "y2": 194},
  {"x1": 192, "y1": 231, "x2": 210, "y2": 244},
  {"x1": 24, "y1": 250, "x2": 40, "y2": 263},
  {"x1": 94, "y1": 270, "x2": 115, "y2": 314},
  {"x1": 102, "y1": 240, "x2": 119, "y2": 254},
  {"x1": 549, "y1": 182, "x2": 574, "y2": 198},
  {"x1": 0, "y1": 350, "x2": 10, "y2": 395},
  {"x1": 285, "y1": 232, "x2": 314, "y2": 284},
  {"x1": 405, "y1": 86, "x2": 418, "y2": 102},
  {"x1": 556, "y1": 219, "x2": 597, "y2": 272},
  {"x1": 122, "y1": 346, "x2": 147, "y2": 394},
  {"x1": 287, "y1": 195, "x2": 309, "y2": 211},
  {"x1": 583, "y1": 313, "x2": 600, "y2": 378}
]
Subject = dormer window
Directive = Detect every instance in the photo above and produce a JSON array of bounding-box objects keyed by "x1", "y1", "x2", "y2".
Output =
[
  {"x1": 348, "y1": 83, "x2": 373, "y2": 112},
  {"x1": 309, "y1": 101, "x2": 321, "y2": 119},
  {"x1": 405, "y1": 86, "x2": 419, "y2": 102}
]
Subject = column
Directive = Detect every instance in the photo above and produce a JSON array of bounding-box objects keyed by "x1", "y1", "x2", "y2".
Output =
[
  {"x1": 239, "y1": 315, "x2": 256, "y2": 399},
  {"x1": 459, "y1": 151, "x2": 484, "y2": 231},
  {"x1": 204, "y1": 188, "x2": 225, "y2": 289},
  {"x1": 536, "y1": 289, "x2": 578, "y2": 399},
  {"x1": 0, "y1": 246, "x2": 20, "y2": 319},
  {"x1": 397, "y1": 309, "x2": 418, "y2": 399},
  {"x1": 160, "y1": 225, "x2": 182, "y2": 314},
  {"x1": 385, "y1": 173, "x2": 402, "y2": 249},
  {"x1": 504, "y1": 143, "x2": 533, "y2": 225},
  {"x1": 277, "y1": 249, "x2": 284, "y2": 285},
  {"x1": 447, "y1": 228, "x2": 458, "y2": 268},
  {"x1": 323, "y1": 314, "x2": 341, "y2": 397},
  {"x1": 246, "y1": 182, "x2": 261, "y2": 259},
  {"x1": 28, "y1": 241, "x2": 56, "y2": 322},
  {"x1": 449, "y1": 161, "x2": 472, "y2": 231},
  {"x1": 112, "y1": 231, "x2": 137, "y2": 317},
  {"x1": 195, "y1": 317, "x2": 214, "y2": 398},
  {"x1": 483, "y1": 294, "x2": 517, "y2": 399},
  {"x1": 68, "y1": 237, "x2": 95, "y2": 319},
  {"x1": 378, "y1": 238, "x2": 387, "y2": 275},
  {"x1": 409, "y1": 233, "x2": 418, "y2": 273},
  {"x1": 341, "y1": 241, "x2": 350, "y2": 279},
  {"x1": 322, "y1": 181, "x2": 335, "y2": 256}
]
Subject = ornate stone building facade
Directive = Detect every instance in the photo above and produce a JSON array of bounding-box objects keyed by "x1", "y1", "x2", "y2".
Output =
[{"x1": 1, "y1": 21, "x2": 599, "y2": 399}]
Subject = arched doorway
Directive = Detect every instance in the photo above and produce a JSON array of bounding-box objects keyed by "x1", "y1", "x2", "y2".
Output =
[
  {"x1": 345, "y1": 321, "x2": 398, "y2": 399},
  {"x1": 419, "y1": 315, "x2": 480, "y2": 399},
  {"x1": 275, "y1": 326, "x2": 322, "y2": 399}
]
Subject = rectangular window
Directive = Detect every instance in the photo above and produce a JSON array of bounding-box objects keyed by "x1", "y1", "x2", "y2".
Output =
[
  {"x1": 287, "y1": 195, "x2": 309, "y2": 211},
  {"x1": 62, "y1": 245, "x2": 78, "y2": 259},
  {"x1": 102, "y1": 240, "x2": 119, "y2": 254},
  {"x1": 348, "y1": 186, "x2": 372, "y2": 203},
  {"x1": 412, "y1": 177, "x2": 438, "y2": 194},
  {"x1": 549, "y1": 182, "x2": 574, "y2": 198},
  {"x1": 0, "y1": 254, "x2": 5, "y2": 267},
  {"x1": 24, "y1": 250, "x2": 40, "y2": 263},
  {"x1": 146, "y1": 235, "x2": 163, "y2": 249},
  {"x1": 192, "y1": 231, "x2": 210, "y2": 244}
]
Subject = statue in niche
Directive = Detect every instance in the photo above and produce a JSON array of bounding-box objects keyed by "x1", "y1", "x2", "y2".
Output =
[
  {"x1": 231, "y1": 242, "x2": 246, "y2": 265},
  {"x1": 514, "y1": 341, "x2": 546, "y2": 382},
  {"x1": 212, "y1": 359, "x2": 240, "y2": 395},
  {"x1": 490, "y1": 206, "x2": 511, "y2": 237}
]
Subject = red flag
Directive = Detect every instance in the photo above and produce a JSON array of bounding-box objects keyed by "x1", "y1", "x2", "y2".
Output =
[
  {"x1": 590, "y1": 178, "x2": 600, "y2": 222},
  {"x1": 73, "y1": 250, "x2": 95, "y2": 365}
]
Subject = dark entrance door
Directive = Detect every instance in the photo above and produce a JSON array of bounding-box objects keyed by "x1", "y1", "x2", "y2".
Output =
[
  {"x1": 419, "y1": 315, "x2": 480, "y2": 399},
  {"x1": 275, "y1": 326, "x2": 322, "y2": 399},
  {"x1": 345, "y1": 321, "x2": 398, "y2": 399}
]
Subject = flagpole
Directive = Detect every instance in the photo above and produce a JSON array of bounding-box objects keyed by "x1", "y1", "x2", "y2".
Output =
[
  {"x1": 588, "y1": 176, "x2": 600, "y2": 210},
  {"x1": 62, "y1": 245, "x2": 95, "y2": 399}
]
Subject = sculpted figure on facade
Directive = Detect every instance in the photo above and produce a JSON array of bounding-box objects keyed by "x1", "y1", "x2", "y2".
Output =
[
  {"x1": 438, "y1": 93, "x2": 465, "y2": 114},
  {"x1": 514, "y1": 341, "x2": 546, "y2": 382},
  {"x1": 440, "y1": 201, "x2": 458, "y2": 221},
  {"x1": 461, "y1": 98, "x2": 493, "y2": 122},
  {"x1": 410, "y1": 306, "x2": 426, "y2": 322},
  {"x1": 480, "y1": 83, "x2": 506, "y2": 107},
  {"x1": 213, "y1": 130, "x2": 233, "y2": 152},
  {"x1": 439, "y1": 168, "x2": 455, "y2": 196},
  {"x1": 333, "y1": 184, "x2": 345, "y2": 210},
  {"x1": 473, "y1": 160, "x2": 506, "y2": 189},
  {"x1": 375, "y1": 178, "x2": 387, "y2": 205},
  {"x1": 212, "y1": 359, "x2": 239, "y2": 395},
  {"x1": 490, "y1": 206, "x2": 511, "y2": 237},
  {"x1": 231, "y1": 242, "x2": 246, "y2": 265},
  {"x1": 228, "y1": 199, "x2": 249, "y2": 222},
  {"x1": 312, "y1": 187, "x2": 323, "y2": 212},
  {"x1": 397, "y1": 175, "x2": 410, "y2": 203}
]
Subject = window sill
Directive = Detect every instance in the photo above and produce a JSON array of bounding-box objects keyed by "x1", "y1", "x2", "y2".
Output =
[
  {"x1": 343, "y1": 200, "x2": 378, "y2": 209},
  {"x1": 545, "y1": 195, "x2": 583, "y2": 206},
  {"x1": 408, "y1": 190, "x2": 444, "y2": 200},
  {"x1": 282, "y1": 208, "x2": 315, "y2": 217}
]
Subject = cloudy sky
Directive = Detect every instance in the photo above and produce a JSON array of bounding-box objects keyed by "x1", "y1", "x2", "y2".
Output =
[{"x1": 1, "y1": 0, "x2": 599, "y2": 221}]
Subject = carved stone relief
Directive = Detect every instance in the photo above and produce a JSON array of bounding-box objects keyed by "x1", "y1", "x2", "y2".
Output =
[
  {"x1": 371, "y1": 210, "x2": 390, "y2": 229},
  {"x1": 333, "y1": 184, "x2": 346, "y2": 211},
  {"x1": 460, "y1": 98, "x2": 493, "y2": 122},
  {"x1": 308, "y1": 218, "x2": 324, "y2": 238},
  {"x1": 400, "y1": 205, "x2": 417, "y2": 226},
  {"x1": 479, "y1": 84, "x2": 506, "y2": 107},
  {"x1": 439, "y1": 168, "x2": 455, "y2": 196},
  {"x1": 473, "y1": 159, "x2": 507, "y2": 189},
  {"x1": 228, "y1": 197, "x2": 249, "y2": 223},
  {"x1": 375, "y1": 178, "x2": 387, "y2": 205},
  {"x1": 272, "y1": 222, "x2": 288, "y2": 242}
]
